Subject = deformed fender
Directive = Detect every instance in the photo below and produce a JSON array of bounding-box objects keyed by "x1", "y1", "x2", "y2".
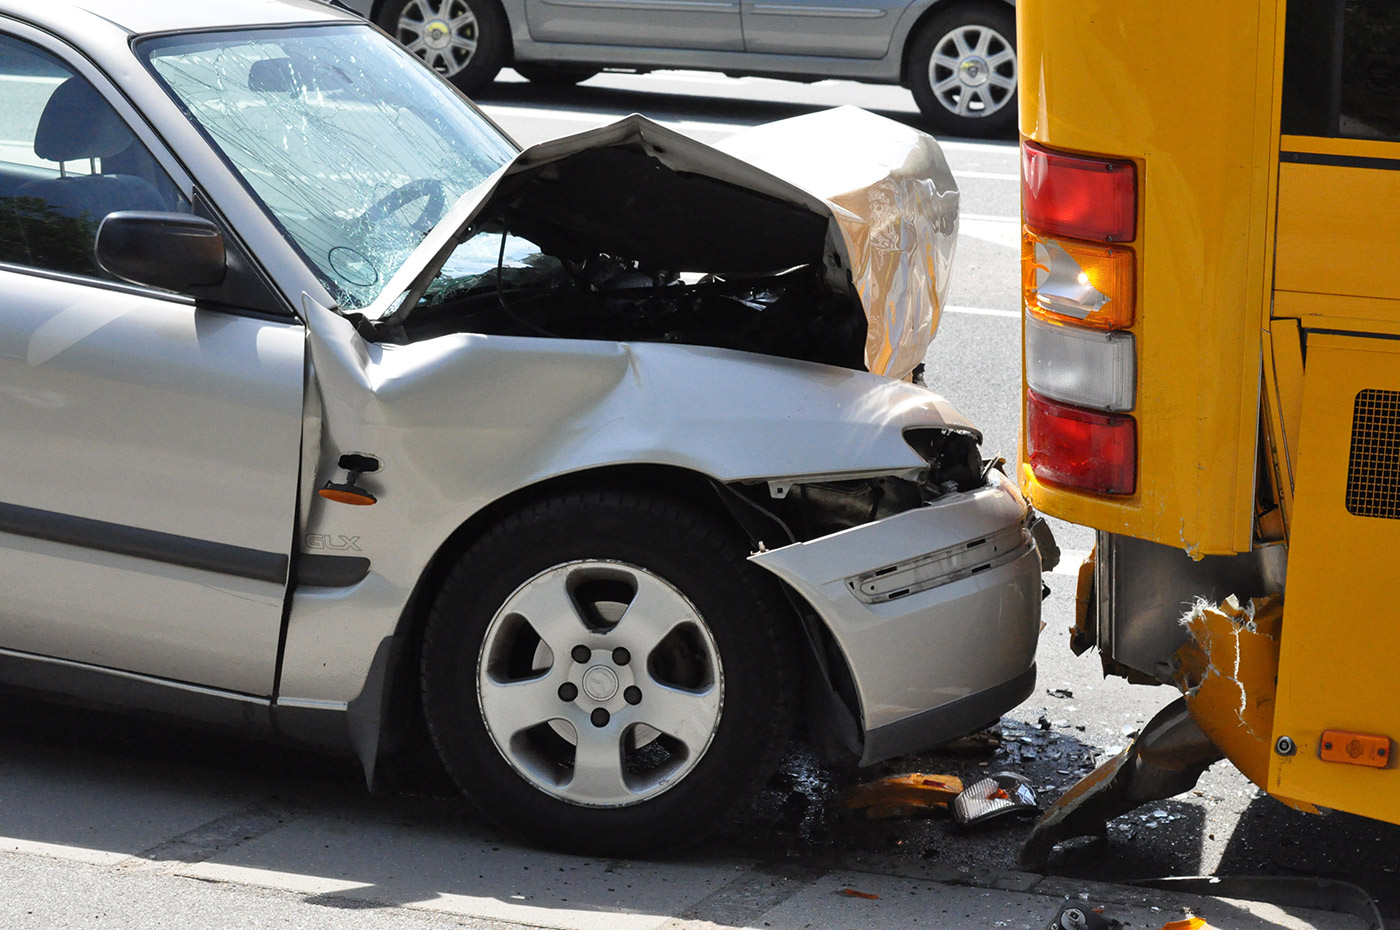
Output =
[{"x1": 278, "y1": 295, "x2": 980, "y2": 720}]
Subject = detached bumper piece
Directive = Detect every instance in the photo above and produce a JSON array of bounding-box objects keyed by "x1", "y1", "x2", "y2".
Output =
[{"x1": 750, "y1": 470, "x2": 1042, "y2": 764}]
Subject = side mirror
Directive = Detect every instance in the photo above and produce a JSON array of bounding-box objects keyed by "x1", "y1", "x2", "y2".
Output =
[{"x1": 95, "y1": 211, "x2": 227, "y2": 294}]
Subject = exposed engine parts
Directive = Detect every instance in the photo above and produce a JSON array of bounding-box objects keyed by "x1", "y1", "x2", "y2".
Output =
[{"x1": 395, "y1": 237, "x2": 867, "y2": 371}]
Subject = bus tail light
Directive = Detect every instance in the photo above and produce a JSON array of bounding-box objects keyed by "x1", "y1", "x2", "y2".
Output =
[
  {"x1": 1026, "y1": 390, "x2": 1137, "y2": 496},
  {"x1": 1025, "y1": 312, "x2": 1135, "y2": 412},
  {"x1": 1022, "y1": 142, "x2": 1136, "y2": 242},
  {"x1": 1023, "y1": 229, "x2": 1135, "y2": 329}
]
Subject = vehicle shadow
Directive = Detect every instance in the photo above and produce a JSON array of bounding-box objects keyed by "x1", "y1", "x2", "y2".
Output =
[
  {"x1": 0, "y1": 691, "x2": 802, "y2": 925},
  {"x1": 1214, "y1": 795, "x2": 1400, "y2": 921},
  {"x1": 0, "y1": 689, "x2": 1375, "y2": 929}
]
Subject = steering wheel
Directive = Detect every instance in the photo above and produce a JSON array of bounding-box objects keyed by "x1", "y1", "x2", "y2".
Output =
[{"x1": 356, "y1": 177, "x2": 448, "y2": 234}]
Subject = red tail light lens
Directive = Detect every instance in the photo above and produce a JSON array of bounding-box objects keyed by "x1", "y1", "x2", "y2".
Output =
[
  {"x1": 1022, "y1": 142, "x2": 1137, "y2": 243},
  {"x1": 1026, "y1": 390, "x2": 1137, "y2": 495}
]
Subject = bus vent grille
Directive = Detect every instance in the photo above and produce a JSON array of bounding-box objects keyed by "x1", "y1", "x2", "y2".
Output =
[{"x1": 1347, "y1": 389, "x2": 1400, "y2": 519}]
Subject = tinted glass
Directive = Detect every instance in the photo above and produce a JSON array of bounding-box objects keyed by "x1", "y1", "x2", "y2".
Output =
[
  {"x1": 0, "y1": 34, "x2": 187, "y2": 278},
  {"x1": 1282, "y1": 0, "x2": 1400, "y2": 142}
]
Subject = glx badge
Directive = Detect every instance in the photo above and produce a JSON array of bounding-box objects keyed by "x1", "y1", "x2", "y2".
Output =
[{"x1": 306, "y1": 534, "x2": 363, "y2": 552}]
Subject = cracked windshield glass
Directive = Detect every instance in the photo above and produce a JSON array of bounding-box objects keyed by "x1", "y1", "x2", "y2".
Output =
[{"x1": 141, "y1": 25, "x2": 516, "y2": 310}]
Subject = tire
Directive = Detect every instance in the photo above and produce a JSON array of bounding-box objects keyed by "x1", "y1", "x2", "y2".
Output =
[
  {"x1": 420, "y1": 490, "x2": 801, "y2": 856},
  {"x1": 513, "y1": 64, "x2": 600, "y2": 86},
  {"x1": 906, "y1": 2, "x2": 1018, "y2": 139},
  {"x1": 377, "y1": 0, "x2": 508, "y2": 95}
]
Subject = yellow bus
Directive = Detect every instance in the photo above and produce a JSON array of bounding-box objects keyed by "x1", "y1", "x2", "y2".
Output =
[{"x1": 1016, "y1": 0, "x2": 1400, "y2": 865}]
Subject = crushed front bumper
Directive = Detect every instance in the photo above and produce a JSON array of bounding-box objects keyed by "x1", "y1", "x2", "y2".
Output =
[{"x1": 749, "y1": 469, "x2": 1045, "y2": 764}]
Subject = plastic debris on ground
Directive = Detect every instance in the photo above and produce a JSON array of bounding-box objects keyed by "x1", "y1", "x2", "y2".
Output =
[
  {"x1": 842, "y1": 772, "x2": 964, "y2": 819},
  {"x1": 951, "y1": 771, "x2": 1039, "y2": 827},
  {"x1": 1049, "y1": 904, "x2": 1123, "y2": 930}
]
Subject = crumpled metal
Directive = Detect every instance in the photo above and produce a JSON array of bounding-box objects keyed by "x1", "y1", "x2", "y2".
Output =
[{"x1": 716, "y1": 106, "x2": 959, "y2": 380}]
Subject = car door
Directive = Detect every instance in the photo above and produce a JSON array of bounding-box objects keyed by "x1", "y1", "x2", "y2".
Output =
[
  {"x1": 523, "y1": 0, "x2": 744, "y2": 51},
  {"x1": 0, "y1": 28, "x2": 303, "y2": 697},
  {"x1": 740, "y1": 0, "x2": 906, "y2": 58}
]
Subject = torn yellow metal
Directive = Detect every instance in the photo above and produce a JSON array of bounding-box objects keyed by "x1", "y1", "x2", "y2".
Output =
[
  {"x1": 1172, "y1": 595, "x2": 1280, "y2": 787},
  {"x1": 1170, "y1": 595, "x2": 1317, "y2": 814},
  {"x1": 842, "y1": 772, "x2": 964, "y2": 819}
]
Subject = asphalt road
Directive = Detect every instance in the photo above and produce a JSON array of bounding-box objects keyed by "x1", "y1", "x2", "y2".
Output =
[{"x1": 3, "y1": 68, "x2": 1398, "y2": 924}]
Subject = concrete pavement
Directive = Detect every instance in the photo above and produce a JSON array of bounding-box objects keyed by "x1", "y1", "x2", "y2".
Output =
[{"x1": 0, "y1": 733, "x2": 1374, "y2": 930}]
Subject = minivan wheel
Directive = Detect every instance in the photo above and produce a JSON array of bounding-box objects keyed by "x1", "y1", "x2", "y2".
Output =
[
  {"x1": 377, "y1": 0, "x2": 507, "y2": 95},
  {"x1": 419, "y1": 490, "x2": 800, "y2": 856},
  {"x1": 907, "y1": 3, "x2": 1018, "y2": 138}
]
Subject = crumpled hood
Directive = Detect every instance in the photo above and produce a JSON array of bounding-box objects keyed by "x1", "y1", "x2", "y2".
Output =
[
  {"x1": 373, "y1": 108, "x2": 958, "y2": 380},
  {"x1": 714, "y1": 107, "x2": 959, "y2": 379}
]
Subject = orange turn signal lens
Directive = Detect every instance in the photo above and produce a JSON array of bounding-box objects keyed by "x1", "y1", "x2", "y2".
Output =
[
  {"x1": 319, "y1": 486, "x2": 377, "y2": 506},
  {"x1": 1319, "y1": 730, "x2": 1391, "y2": 768},
  {"x1": 1023, "y1": 228, "x2": 1135, "y2": 329}
]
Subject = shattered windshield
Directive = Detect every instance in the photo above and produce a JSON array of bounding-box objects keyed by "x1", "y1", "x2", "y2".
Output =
[{"x1": 140, "y1": 25, "x2": 516, "y2": 310}]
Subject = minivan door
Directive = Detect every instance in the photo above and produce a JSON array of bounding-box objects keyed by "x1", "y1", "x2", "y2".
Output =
[{"x1": 524, "y1": 0, "x2": 743, "y2": 51}]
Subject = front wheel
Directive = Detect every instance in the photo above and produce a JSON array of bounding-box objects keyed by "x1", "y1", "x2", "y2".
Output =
[
  {"x1": 377, "y1": 0, "x2": 508, "y2": 95},
  {"x1": 907, "y1": 3, "x2": 1018, "y2": 139},
  {"x1": 419, "y1": 491, "x2": 800, "y2": 856}
]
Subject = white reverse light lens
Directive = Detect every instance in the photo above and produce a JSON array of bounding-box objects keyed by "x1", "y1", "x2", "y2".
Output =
[{"x1": 1025, "y1": 311, "x2": 1135, "y2": 412}]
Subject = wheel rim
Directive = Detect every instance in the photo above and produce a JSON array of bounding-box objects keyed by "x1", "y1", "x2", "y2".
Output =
[
  {"x1": 395, "y1": 0, "x2": 480, "y2": 78},
  {"x1": 926, "y1": 23, "x2": 1017, "y2": 119},
  {"x1": 476, "y1": 560, "x2": 725, "y2": 808}
]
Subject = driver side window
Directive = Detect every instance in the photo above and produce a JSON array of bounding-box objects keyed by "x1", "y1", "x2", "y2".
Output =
[{"x1": 0, "y1": 33, "x2": 188, "y2": 280}]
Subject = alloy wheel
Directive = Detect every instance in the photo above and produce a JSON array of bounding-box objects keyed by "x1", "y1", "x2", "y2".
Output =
[
  {"x1": 394, "y1": 0, "x2": 480, "y2": 78},
  {"x1": 927, "y1": 23, "x2": 1018, "y2": 119},
  {"x1": 476, "y1": 560, "x2": 725, "y2": 808}
]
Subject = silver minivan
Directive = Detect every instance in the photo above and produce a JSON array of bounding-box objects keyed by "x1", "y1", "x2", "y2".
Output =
[{"x1": 345, "y1": 0, "x2": 1019, "y2": 137}]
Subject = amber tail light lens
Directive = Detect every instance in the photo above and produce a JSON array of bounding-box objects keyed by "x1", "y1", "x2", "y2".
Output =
[
  {"x1": 1022, "y1": 228, "x2": 1135, "y2": 329},
  {"x1": 1026, "y1": 390, "x2": 1137, "y2": 495}
]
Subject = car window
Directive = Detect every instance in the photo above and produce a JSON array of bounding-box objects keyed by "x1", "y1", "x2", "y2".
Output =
[
  {"x1": 139, "y1": 25, "x2": 517, "y2": 312},
  {"x1": 1282, "y1": 0, "x2": 1400, "y2": 142},
  {"x1": 0, "y1": 34, "x2": 189, "y2": 280}
]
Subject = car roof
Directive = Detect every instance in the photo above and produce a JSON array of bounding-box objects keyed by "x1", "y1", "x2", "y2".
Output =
[{"x1": 3, "y1": 0, "x2": 353, "y2": 41}]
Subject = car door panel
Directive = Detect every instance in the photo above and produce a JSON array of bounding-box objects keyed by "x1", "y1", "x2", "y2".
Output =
[
  {"x1": 0, "y1": 270, "x2": 304, "y2": 695},
  {"x1": 741, "y1": 0, "x2": 904, "y2": 58},
  {"x1": 525, "y1": 0, "x2": 743, "y2": 51}
]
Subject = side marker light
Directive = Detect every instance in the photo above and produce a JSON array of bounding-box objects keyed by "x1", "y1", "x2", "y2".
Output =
[{"x1": 1319, "y1": 730, "x2": 1391, "y2": 768}]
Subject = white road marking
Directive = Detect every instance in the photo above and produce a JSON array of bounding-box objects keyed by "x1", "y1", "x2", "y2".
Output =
[
  {"x1": 956, "y1": 170, "x2": 1019, "y2": 181},
  {"x1": 944, "y1": 304, "x2": 1018, "y2": 319},
  {"x1": 960, "y1": 214, "x2": 1020, "y2": 249}
]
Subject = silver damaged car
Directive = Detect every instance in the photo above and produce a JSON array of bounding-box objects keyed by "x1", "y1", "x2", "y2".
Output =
[{"x1": 0, "y1": 0, "x2": 1047, "y2": 854}]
